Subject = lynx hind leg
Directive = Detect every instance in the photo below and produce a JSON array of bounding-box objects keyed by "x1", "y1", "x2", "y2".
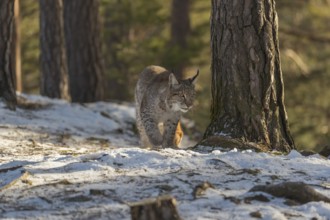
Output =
[
  {"x1": 135, "y1": 101, "x2": 152, "y2": 148},
  {"x1": 174, "y1": 122, "x2": 183, "y2": 147},
  {"x1": 136, "y1": 114, "x2": 153, "y2": 148},
  {"x1": 137, "y1": 113, "x2": 163, "y2": 149}
]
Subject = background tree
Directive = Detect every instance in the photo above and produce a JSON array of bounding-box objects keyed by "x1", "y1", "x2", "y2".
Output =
[
  {"x1": 64, "y1": 0, "x2": 104, "y2": 102},
  {"x1": 169, "y1": 0, "x2": 191, "y2": 79},
  {"x1": 0, "y1": 0, "x2": 17, "y2": 110},
  {"x1": 39, "y1": 0, "x2": 70, "y2": 101},
  {"x1": 203, "y1": 0, "x2": 295, "y2": 152},
  {"x1": 12, "y1": 0, "x2": 22, "y2": 92}
]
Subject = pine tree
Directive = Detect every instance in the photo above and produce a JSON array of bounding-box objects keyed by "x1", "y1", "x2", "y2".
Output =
[{"x1": 203, "y1": 0, "x2": 295, "y2": 152}]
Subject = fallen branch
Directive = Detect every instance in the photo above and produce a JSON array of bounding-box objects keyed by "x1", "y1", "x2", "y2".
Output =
[{"x1": 249, "y1": 181, "x2": 330, "y2": 205}]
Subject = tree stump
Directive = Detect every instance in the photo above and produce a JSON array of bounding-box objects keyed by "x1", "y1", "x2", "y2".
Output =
[{"x1": 130, "y1": 195, "x2": 182, "y2": 220}]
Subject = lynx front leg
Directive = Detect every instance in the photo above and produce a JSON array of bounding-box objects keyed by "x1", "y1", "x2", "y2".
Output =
[
  {"x1": 174, "y1": 122, "x2": 183, "y2": 146},
  {"x1": 142, "y1": 115, "x2": 163, "y2": 148},
  {"x1": 163, "y1": 119, "x2": 180, "y2": 148}
]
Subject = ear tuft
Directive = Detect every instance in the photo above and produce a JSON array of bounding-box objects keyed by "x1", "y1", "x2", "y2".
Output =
[
  {"x1": 190, "y1": 69, "x2": 199, "y2": 85},
  {"x1": 169, "y1": 73, "x2": 179, "y2": 87}
]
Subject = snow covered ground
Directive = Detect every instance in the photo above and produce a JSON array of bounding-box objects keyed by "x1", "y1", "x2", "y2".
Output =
[{"x1": 0, "y1": 94, "x2": 330, "y2": 219}]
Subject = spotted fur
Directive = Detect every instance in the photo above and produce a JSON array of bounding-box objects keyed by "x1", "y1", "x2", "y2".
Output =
[{"x1": 135, "y1": 65, "x2": 198, "y2": 149}]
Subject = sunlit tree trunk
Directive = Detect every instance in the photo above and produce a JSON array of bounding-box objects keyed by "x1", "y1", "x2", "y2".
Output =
[
  {"x1": 12, "y1": 0, "x2": 22, "y2": 93},
  {"x1": 203, "y1": 0, "x2": 295, "y2": 152},
  {"x1": 0, "y1": 0, "x2": 17, "y2": 110},
  {"x1": 170, "y1": 0, "x2": 191, "y2": 79},
  {"x1": 64, "y1": 0, "x2": 104, "y2": 102},
  {"x1": 39, "y1": 0, "x2": 70, "y2": 101}
]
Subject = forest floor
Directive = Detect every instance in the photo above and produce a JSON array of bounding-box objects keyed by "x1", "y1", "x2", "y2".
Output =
[{"x1": 0, "y1": 94, "x2": 330, "y2": 220}]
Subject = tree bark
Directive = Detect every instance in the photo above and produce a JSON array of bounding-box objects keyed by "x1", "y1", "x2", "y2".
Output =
[
  {"x1": 0, "y1": 0, "x2": 17, "y2": 110},
  {"x1": 170, "y1": 0, "x2": 191, "y2": 79},
  {"x1": 12, "y1": 0, "x2": 22, "y2": 93},
  {"x1": 63, "y1": 0, "x2": 104, "y2": 102},
  {"x1": 39, "y1": 0, "x2": 70, "y2": 101},
  {"x1": 204, "y1": 0, "x2": 295, "y2": 152}
]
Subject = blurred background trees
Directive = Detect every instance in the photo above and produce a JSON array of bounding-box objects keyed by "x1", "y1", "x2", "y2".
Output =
[
  {"x1": 0, "y1": 0, "x2": 17, "y2": 110},
  {"x1": 276, "y1": 0, "x2": 330, "y2": 152},
  {"x1": 39, "y1": 0, "x2": 70, "y2": 100},
  {"x1": 14, "y1": 0, "x2": 330, "y2": 151},
  {"x1": 64, "y1": 0, "x2": 105, "y2": 102}
]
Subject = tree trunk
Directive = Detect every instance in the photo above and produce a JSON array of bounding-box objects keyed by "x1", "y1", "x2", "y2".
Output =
[
  {"x1": 63, "y1": 0, "x2": 104, "y2": 102},
  {"x1": 12, "y1": 0, "x2": 22, "y2": 93},
  {"x1": 170, "y1": 0, "x2": 191, "y2": 79},
  {"x1": 204, "y1": 0, "x2": 295, "y2": 152},
  {"x1": 0, "y1": 0, "x2": 17, "y2": 110},
  {"x1": 39, "y1": 0, "x2": 70, "y2": 101}
]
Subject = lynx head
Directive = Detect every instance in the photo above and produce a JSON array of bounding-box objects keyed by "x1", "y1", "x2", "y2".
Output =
[{"x1": 166, "y1": 70, "x2": 199, "y2": 113}]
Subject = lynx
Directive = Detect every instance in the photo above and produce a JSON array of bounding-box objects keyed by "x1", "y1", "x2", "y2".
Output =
[{"x1": 135, "y1": 65, "x2": 199, "y2": 149}]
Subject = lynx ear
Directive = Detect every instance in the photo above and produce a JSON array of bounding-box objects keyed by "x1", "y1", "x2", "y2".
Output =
[
  {"x1": 190, "y1": 69, "x2": 199, "y2": 85},
  {"x1": 169, "y1": 73, "x2": 179, "y2": 87}
]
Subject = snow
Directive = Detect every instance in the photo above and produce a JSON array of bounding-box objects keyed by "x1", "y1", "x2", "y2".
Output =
[{"x1": 1, "y1": 94, "x2": 330, "y2": 219}]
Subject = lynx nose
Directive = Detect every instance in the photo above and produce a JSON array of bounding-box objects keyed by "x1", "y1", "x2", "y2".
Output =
[{"x1": 185, "y1": 100, "x2": 193, "y2": 108}]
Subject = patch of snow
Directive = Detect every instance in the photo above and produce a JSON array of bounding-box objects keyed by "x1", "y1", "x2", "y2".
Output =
[
  {"x1": 287, "y1": 150, "x2": 303, "y2": 159},
  {"x1": 0, "y1": 94, "x2": 330, "y2": 219}
]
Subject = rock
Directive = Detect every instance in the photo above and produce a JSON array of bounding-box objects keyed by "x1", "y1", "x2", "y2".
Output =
[
  {"x1": 319, "y1": 145, "x2": 330, "y2": 158},
  {"x1": 250, "y1": 211, "x2": 262, "y2": 218},
  {"x1": 193, "y1": 182, "x2": 215, "y2": 198}
]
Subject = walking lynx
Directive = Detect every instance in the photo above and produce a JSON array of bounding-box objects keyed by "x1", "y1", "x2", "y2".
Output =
[{"x1": 135, "y1": 65, "x2": 199, "y2": 149}]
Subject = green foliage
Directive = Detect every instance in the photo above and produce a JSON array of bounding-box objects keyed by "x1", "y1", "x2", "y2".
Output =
[
  {"x1": 277, "y1": 0, "x2": 330, "y2": 150},
  {"x1": 100, "y1": 0, "x2": 169, "y2": 100}
]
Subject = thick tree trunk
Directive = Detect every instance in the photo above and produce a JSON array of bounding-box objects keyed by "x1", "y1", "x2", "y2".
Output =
[
  {"x1": 39, "y1": 0, "x2": 70, "y2": 101},
  {"x1": 63, "y1": 0, "x2": 104, "y2": 102},
  {"x1": 170, "y1": 0, "x2": 191, "y2": 79},
  {"x1": 204, "y1": 0, "x2": 295, "y2": 152},
  {"x1": 0, "y1": 0, "x2": 17, "y2": 110}
]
